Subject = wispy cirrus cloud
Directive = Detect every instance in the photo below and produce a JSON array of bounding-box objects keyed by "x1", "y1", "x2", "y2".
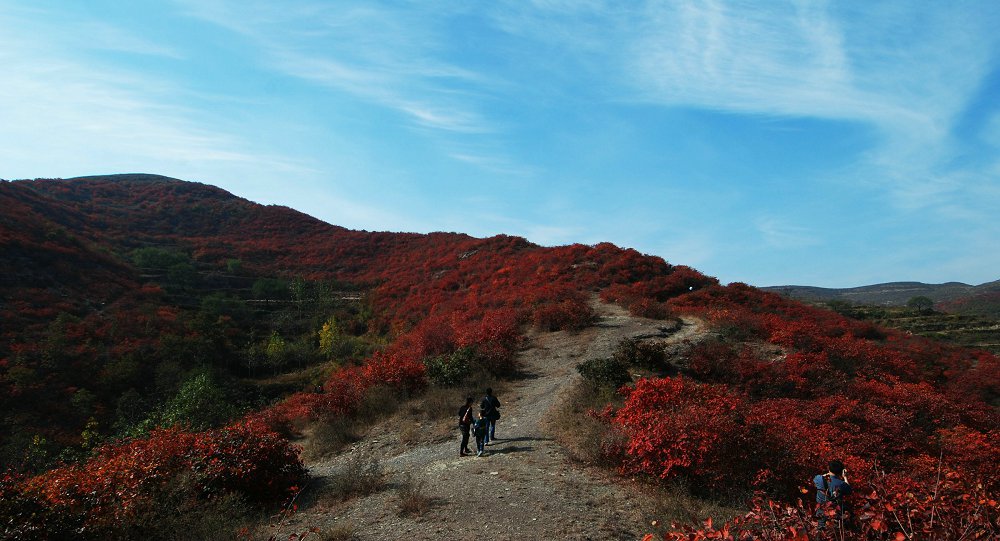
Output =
[
  {"x1": 489, "y1": 0, "x2": 1000, "y2": 225},
  {"x1": 0, "y1": 5, "x2": 309, "y2": 182},
  {"x1": 754, "y1": 216, "x2": 820, "y2": 249},
  {"x1": 175, "y1": 0, "x2": 497, "y2": 135}
]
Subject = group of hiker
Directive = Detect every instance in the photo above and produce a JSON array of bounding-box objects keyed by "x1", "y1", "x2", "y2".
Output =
[
  {"x1": 457, "y1": 388, "x2": 501, "y2": 457},
  {"x1": 454, "y1": 388, "x2": 853, "y2": 532}
]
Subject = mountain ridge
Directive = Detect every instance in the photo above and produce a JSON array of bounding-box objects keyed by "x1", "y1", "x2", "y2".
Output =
[{"x1": 763, "y1": 279, "x2": 1000, "y2": 307}]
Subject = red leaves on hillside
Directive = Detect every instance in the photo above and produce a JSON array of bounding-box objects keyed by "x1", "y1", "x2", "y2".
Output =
[{"x1": 20, "y1": 418, "x2": 303, "y2": 534}]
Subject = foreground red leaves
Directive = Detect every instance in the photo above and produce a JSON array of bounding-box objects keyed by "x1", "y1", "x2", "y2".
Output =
[{"x1": 612, "y1": 284, "x2": 999, "y2": 540}]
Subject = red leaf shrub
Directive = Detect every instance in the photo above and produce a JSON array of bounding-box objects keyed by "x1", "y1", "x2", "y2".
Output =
[
  {"x1": 611, "y1": 377, "x2": 745, "y2": 493},
  {"x1": 15, "y1": 420, "x2": 304, "y2": 536}
]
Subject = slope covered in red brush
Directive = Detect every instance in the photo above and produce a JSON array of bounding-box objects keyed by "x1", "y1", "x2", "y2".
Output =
[
  {"x1": 620, "y1": 283, "x2": 999, "y2": 539},
  {"x1": 1, "y1": 175, "x2": 996, "y2": 539}
]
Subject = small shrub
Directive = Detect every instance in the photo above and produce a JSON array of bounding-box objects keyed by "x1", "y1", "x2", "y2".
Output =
[
  {"x1": 301, "y1": 417, "x2": 359, "y2": 461},
  {"x1": 577, "y1": 357, "x2": 631, "y2": 389},
  {"x1": 397, "y1": 473, "x2": 434, "y2": 517},
  {"x1": 629, "y1": 299, "x2": 673, "y2": 320},
  {"x1": 325, "y1": 454, "x2": 385, "y2": 501},
  {"x1": 612, "y1": 338, "x2": 667, "y2": 369},
  {"x1": 423, "y1": 347, "x2": 474, "y2": 386},
  {"x1": 547, "y1": 381, "x2": 625, "y2": 466},
  {"x1": 110, "y1": 472, "x2": 251, "y2": 541},
  {"x1": 532, "y1": 297, "x2": 595, "y2": 331}
]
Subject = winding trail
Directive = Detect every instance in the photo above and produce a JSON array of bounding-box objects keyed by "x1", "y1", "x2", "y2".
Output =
[{"x1": 277, "y1": 300, "x2": 706, "y2": 540}]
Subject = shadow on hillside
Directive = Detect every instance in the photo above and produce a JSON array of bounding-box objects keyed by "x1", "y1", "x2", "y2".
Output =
[
  {"x1": 484, "y1": 435, "x2": 552, "y2": 455},
  {"x1": 485, "y1": 445, "x2": 533, "y2": 455},
  {"x1": 506, "y1": 368, "x2": 540, "y2": 382},
  {"x1": 496, "y1": 436, "x2": 552, "y2": 443}
]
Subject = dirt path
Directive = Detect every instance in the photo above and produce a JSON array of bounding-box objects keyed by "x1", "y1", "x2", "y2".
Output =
[{"x1": 276, "y1": 301, "x2": 705, "y2": 540}]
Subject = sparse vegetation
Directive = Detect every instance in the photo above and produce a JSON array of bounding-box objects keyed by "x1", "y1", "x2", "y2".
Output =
[
  {"x1": 396, "y1": 473, "x2": 434, "y2": 517},
  {"x1": 322, "y1": 454, "x2": 385, "y2": 502},
  {"x1": 577, "y1": 356, "x2": 631, "y2": 389}
]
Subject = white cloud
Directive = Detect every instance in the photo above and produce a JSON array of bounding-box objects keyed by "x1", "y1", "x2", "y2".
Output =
[
  {"x1": 176, "y1": 0, "x2": 496, "y2": 134},
  {"x1": 0, "y1": 8, "x2": 315, "y2": 194},
  {"x1": 754, "y1": 216, "x2": 820, "y2": 249}
]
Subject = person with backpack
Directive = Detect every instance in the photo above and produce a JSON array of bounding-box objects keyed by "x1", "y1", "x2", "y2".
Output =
[
  {"x1": 472, "y1": 410, "x2": 489, "y2": 457},
  {"x1": 814, "y1": 459, "x2": 852, "y2": 530},
  {"x1": 480, "y1": 387, "x2": 501, "y2": 444},
  {"x1": 457, "y1": 396, "x2": 475, "y2": 456}
]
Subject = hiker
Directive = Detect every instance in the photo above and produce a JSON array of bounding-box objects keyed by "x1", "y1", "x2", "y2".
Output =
[
  {"x1": 480, "y1": 387, "x2": 501, "y2": 444},
  {"x1": 814, "y1": 459, "x2": 852, "y2": 530},
  {"x1": 457, "y1": 396, "x2": 474, "y2": 457},
  {"x1": 472, "y1": 411, "x2": 489, "y2": 457}
]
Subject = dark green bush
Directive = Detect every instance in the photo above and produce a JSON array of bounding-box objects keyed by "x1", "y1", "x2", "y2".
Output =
[
  {"x1": 423, "y1": 347, "x2": 476, "y2": 386},
  {"x1": 577, "y1": 357, "x2": 631, "y2": 388},
  {"x1": 612, "y1": 337, "x2": 667, "y2": 369}
]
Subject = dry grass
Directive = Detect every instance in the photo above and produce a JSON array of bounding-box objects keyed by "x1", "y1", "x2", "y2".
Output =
[
  {"x1": 396, "y1": 473, "x2": 435, "y2": 517},
  {"x1": 300, "y1": 385, "x2": 403, "y2": 461},
  {"x1": 398, "y1": 386, "x2": 470, "y2": 445},
  {"x1": 639, "y1": 480, "x2": 743, "y2": 537},
  {"x1": 300, "y1": 416, "x2": 360, "y2": 462},
  {"x1": 547, "y1": 380, "x2": 624, "y2": 466},
  {"x1": 356, "y1": 384, "x2": 402, "y2": 423},
  {"x1": 320, "y1": 454, "x2": 386, "y2": 504}
]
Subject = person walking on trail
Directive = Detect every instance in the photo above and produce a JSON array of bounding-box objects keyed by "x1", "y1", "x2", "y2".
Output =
[
  {"x1": 480, "y1": 387, "x2": 501, "y2": 445},
  {"x1": 814, "y1": 459, "x2": 852, "y2": 530},
  {"x1": 472, "y1": 411, "x2": 489, "y2": 457},
  {"x1": 457, "y1": 396, "x2": 474, "y2": 457}
]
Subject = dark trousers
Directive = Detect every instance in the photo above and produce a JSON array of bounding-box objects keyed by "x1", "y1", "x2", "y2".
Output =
[
  {"x1": 459, "y1": 425, "x2": 471, "y2": 453},
  {"x1": 487, "y1": 418, "x2": 497, "y2": 441}
]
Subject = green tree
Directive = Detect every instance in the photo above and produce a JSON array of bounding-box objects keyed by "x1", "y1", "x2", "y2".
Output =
[
  {"x1": 318, "y1": 316, "x2": 342, "y2": 357},
  {"x1": 252, "y1": 278, "x2": 289, "y2": 303},
  {"x1": 225, "y1": 258, "x2": 243, "y2": 274},
  {"x1": 907, "y1": 296, "x2": 934, "y2": 314},
  {"x1": 150, "y1": 372, "x2": 236, "y2": 431}
]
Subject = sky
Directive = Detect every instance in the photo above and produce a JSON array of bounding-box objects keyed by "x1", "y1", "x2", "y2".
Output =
[{"x1": 2, "y1": 1, "x2": 999, "y2": 288}]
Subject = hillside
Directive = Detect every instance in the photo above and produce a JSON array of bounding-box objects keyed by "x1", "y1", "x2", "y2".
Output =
[
  {"x1": 1, "y1": 175, "x2": 997, "y2": 540},
  {"x1": 1, "y1": 173, "x2": 713, "y2": 472},
  {"x1": 763, "y1": 280, "x2": 1000, "y2": 308}
]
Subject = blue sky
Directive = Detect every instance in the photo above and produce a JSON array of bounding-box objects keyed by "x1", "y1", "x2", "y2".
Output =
[{"x1": 2, "y1": 1, "x2": 999, "y2": 288}]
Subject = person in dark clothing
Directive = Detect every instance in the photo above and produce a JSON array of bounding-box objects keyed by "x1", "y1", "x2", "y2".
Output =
[
  {"x1": 814, "y1": 459, "x2": 852, "y2": 530},
  {"x1": 472, "y1": 411, "x2": 489, "y2": 457},
  {"x1": 457, "y1": 396, "x2": 474, "y2": 456},
  {"x1": 480, "y1": 387, "x2": 501, "y2": 444}
]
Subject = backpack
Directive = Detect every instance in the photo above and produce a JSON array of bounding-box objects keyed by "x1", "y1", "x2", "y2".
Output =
[
  {"x1": 816, "y1": 474, "x2": 850, "y2": 507},
  {"x1": 481, "y1": 396, "x2": 500, "y2": 420}
]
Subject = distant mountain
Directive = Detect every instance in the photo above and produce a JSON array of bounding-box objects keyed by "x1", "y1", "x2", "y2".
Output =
[{"x1": 762, "y1": 280, "x2": 1000, "y2": 308}]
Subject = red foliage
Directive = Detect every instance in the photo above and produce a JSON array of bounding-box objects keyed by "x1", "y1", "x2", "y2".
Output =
[
  {"x1": 611, "y1": 377, "x2": 745, "y2": 491},
  {"x1": 18, "y1": 418, "x2": 303, "y2": 534},
  {"x1": 5, "y1": 176, "x2": 997, "y2": 539}
]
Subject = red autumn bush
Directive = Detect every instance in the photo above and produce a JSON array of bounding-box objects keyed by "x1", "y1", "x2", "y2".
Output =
[
  {"x1": 13, "y1": 420, "x2": 304, "y2": 537},
  {"x1": 610, "y1": 377, "x2": 745, "y2": 494}
]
